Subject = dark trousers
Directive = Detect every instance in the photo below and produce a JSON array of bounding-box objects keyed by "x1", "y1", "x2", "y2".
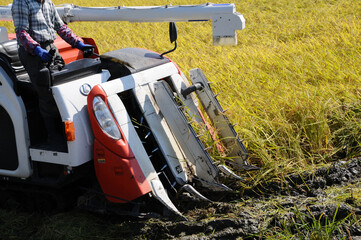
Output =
[{"x1": 18, "y1": 43, "x2": 64, "y2": 139}]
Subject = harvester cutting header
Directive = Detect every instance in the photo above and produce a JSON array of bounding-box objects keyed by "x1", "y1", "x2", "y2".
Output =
[{"x1": 0, "y1": 2, "x2": 257, "y2": 218}]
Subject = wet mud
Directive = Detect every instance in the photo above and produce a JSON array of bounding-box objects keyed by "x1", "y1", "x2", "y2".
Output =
[{"x1": 137, "y1": 158, "x2": 361, "y2": 239}]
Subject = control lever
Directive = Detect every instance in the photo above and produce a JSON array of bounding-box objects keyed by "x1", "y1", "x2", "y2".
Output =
[
  {"x1": 83, "y1": 46, "x2": 99, "y2": 58},
  {"x1": 47, "y1": 48, "x2": 56, "y2": 68},
  {"x1": 42, "y1": 48, "x2": 57, "y2": 87}
]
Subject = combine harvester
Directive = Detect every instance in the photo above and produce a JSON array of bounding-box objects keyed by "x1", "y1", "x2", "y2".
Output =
[{"x1": 0, "y1": 3, "x2": 258, "y2": 218}]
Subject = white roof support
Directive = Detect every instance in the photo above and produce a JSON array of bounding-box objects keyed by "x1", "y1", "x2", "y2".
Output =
[{"x1": 0, "y1": 3, "x2": 245, "y2": 45}]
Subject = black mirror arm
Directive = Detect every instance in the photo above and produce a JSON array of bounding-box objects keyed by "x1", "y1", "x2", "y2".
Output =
[
  {"x1": 160, "y1": 22, "x2": 178, "y2": 58},
  {"x1": 160, "y1": 40, "x2": 177, "y2": 58}
]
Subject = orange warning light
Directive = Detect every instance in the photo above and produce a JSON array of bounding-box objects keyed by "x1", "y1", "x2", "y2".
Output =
[{"x1": 64, "y1": 121, "x2": 75, "y2": 141}]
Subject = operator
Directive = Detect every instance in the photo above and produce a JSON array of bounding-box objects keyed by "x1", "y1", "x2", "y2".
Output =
[{"x1": 11, "y1": 0, "x2": 94, "y2": 145}]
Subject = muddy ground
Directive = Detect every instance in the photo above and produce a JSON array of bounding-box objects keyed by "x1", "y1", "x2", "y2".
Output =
[
  {"x1": 0, "y1": 158, "x2": 360, "y2": 239},
  {"x1": 130, "y1": 158, "x2": 361, "y2": 239}
]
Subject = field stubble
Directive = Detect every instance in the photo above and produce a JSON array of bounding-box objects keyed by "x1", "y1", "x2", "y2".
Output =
[{"x1": 0, "y1": 0, "x2": 360, "y2": 238}]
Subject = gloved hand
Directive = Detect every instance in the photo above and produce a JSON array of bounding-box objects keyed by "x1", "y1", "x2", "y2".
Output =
[
  {"x1": 76, "y1": 41, "x2": 95, "y2": 51},
  {"x1": 34, "y1": 46, "x2": 53, "y2": 62},
  {"x1": 76, "y1": 41, "x2": 95, "y2": 58}
]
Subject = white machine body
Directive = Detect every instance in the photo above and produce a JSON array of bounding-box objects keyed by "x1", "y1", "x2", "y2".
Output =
[{"x1": 0, "y1": 3, "x2": 256, "y2": 217}]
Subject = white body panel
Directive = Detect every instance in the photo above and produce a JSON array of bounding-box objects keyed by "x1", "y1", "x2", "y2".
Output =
[
  {"x1": 0, "y1": 27, "x2": 8, "y2": 42},
  {"x1": 0, "y1": 67, "x2": 31, "y2": 178},
  {"x1": 30, "y1": 69, "x2": 110, "y2": 166},
  {"x1": 101, "y1": 62, "x2": 178, "y2": 95}
]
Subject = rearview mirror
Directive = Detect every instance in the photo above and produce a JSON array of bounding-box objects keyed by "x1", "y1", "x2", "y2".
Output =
[
  {"x1": 169, "y1": 22, "x2": 177, "y2": 43},
  {"x1": 160, "y1": 22, "x2": 178, "y2": 58}
]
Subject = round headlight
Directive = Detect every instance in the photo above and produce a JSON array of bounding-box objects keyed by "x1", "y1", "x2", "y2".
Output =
[{"x1": 92, "y1": 96, "x2": 121, "y2": 140}]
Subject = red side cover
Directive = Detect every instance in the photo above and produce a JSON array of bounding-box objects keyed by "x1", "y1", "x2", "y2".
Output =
[
  {"x1": 94, "y1": 139, "x2": 150, "y2": 203},
  {"x1": 87, "y1": 85, "x2": 151, "y2": 203},
  {"x1": 8, "y1": 34, "x2": 98, "y2": 64}
]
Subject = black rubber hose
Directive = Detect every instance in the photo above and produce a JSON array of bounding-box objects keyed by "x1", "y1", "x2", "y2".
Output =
[{"x1": 181, "y1": 83, "x2": 203, "y2": 98}]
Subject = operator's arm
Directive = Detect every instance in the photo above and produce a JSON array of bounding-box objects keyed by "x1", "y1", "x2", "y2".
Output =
[
  {"x1": 56, "y1": 23, "x2": 95, "y2": 53},
  {"x1": 51, "y1": 1, "x2": 82, "y2": 47},
  {"x1": 56, "y1": 24, "x2": 82, "y2": 47},
  {"x1": 11, "y1": 0, "x2": 40, "y2": 54}
]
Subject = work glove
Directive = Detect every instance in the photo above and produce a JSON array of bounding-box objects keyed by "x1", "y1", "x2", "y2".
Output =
[
  {"x1": 34, "y1": 46, "x2": 53, "y2": 62},
  {"x1": 76, "y1": 41, "x2": 94, "y2": 51},
  {"x1": 76, "y1": 41, "x2": 95, "y2": 58}
]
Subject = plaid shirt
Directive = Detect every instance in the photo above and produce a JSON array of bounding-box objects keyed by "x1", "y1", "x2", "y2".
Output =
[{"x1": 12, "y1": 0, "x2": 81, "y2": 54}]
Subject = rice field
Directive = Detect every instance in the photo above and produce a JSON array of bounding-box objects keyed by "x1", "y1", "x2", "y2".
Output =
[
  {"x1": 1, "y1": 0, "x2": 360, "y2": 238},
  {"x1": 1, "y1": 0, "x2": 361, "y2": 184}
]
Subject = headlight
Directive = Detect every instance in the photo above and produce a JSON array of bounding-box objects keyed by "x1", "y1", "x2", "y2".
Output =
[{"x1": 92, "y1": 96, "x2": 121, "y2": 140}]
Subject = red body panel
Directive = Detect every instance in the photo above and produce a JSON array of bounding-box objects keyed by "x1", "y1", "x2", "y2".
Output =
[
  {"x1": 8, "y1": 34, "x2": 98, "y2": 64},
  {"x1": 87, "y1": 85, "x2": 151, "y2": 203},
  {"x1": 94, "y1": 139, "x2": 151, "y2": 203},
  {"x1": 87, "y1": 85, "x2": 134, "y2": 158}
]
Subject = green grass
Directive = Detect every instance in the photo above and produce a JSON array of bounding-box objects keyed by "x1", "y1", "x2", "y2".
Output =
[
  {"x1": 0, "y1": 0, "x2": 360, "y2": 187},
  {"x1": 263, "y1": 201, "x2": 358, "y2": 240}
]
